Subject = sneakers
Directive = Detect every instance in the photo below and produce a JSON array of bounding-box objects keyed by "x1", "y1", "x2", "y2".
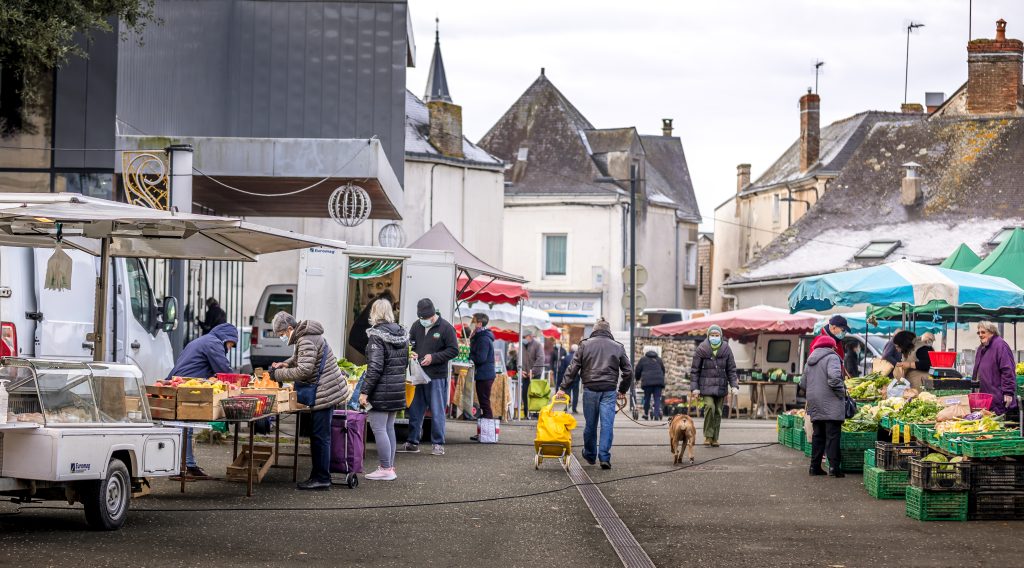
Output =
[
  {"x1": 186, "y1": 466, "x2": 210, "y2": 479},
  {"x1": 710, "y1": 440, "x2": 720, "y2": 448},
  {"x1": 470, "y1": 435, "x2": 479, "y2": 442},
  {"x1": 365, "y1": 467, "x2": 397, "y2": 481},
  {"x1": 297, "y1": 478, "x2": 331, "y2": 491},
  {"x1": 581, "y1": 451, "x2": 596, "y2": 466},
  {"x1": 397, "y1": 443, "x2": 420, "y2": 453},
  {"x1": 809, "y1": 467, "x2": 827, "y2": 476},
  {"x1": 431, "y1": 444, "x2": 446, "y2": 456},
  {"x1": 600, "y1": 462, "x2": 612, "y2": 470}
]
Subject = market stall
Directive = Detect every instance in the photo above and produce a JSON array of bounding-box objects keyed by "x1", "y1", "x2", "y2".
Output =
[
  {"x1": 651, "y1": 305, "x2": 819, "y2": 419},
  {"x1": 0, "y1": 193, "x2": 348, "y2": 528}
]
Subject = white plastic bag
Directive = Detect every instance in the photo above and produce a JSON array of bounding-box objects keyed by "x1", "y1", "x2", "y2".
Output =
[
  {"x1": 477, "y1": 418, "x2": 500, "y2": 443},
  {"x1": 44, "y1": 243, "x2": 73, "y2": 291},
  {"x1": 408, "y1": 358, "x2": 431, "y2": 385}
]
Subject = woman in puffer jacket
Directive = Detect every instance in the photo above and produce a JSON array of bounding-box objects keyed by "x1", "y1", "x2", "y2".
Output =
[
  {"x1": 359, "y1": 298, "x2": 410, "y2": 481},
  {"x1": 800, "y1": 335, "x2": 847, "y2": 478},
  {"x1": 271, "y1": 312, "x2": 349, "y2": 491}
]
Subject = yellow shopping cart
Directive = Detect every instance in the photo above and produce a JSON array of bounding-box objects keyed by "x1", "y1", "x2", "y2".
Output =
[{"x1": 533, "y1": 393, "x2": 577, "y2": 471}]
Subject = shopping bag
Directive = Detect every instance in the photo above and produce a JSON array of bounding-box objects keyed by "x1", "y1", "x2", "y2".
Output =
[
  {"x1": 535, "y1": 396, "x2": 576, "y2": 445},
  {"x1": 346, "y1": 374, "x2": 365, "y2": 411},
  {"x1": 527, "y1": 378, "x2": 552, "y2": 412},
  {"x1": 476, "y1": 418, "x2": 500, "y2": 443},
  {"x1": 408, "y1": 358, "x2": 431, "y2": 385}
]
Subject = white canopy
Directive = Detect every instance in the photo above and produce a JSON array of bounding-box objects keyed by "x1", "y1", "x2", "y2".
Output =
[
  {"x1": 456, "y1": 301, "x2": 554, "y2": 336},
  {"x1": 0, "y1": 193, "x2": 345, "y2": 260}
]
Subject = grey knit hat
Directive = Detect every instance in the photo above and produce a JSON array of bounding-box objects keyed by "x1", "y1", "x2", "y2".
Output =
[
  {"x1": 593, "y1": 318, "x2": 611, "y2": 333},
  {"x1": 272, "y1": 311, "x2": 298, "y2": 334}
]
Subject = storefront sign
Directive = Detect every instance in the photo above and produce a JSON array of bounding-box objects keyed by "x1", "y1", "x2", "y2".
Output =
[{"x1": 525, "y1": 294, "x2": 603, "y2": 324}]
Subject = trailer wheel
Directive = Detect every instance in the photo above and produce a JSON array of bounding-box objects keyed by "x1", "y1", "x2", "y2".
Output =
[{"x1": 82, "y1": 458, "x2": 131, "y2": 531}]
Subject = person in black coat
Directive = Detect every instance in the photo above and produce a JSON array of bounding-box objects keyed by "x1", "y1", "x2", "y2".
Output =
[
  {"x1": 469, "y1": 313, "x2": 496, "y2": 424},
  {"x1": 403, "y1": 298, "x2": 459, "y2": 455},
  {"x1": 559, "y1": 345, "x2": 579, "y2": 413},
  {"x1": 197, "y1": 297, "x2": 227, "y2": 335},
  {"x1": 359, "y1": 299, "x2": 409, "y2": 481},
  {"x1": 634, "y1": 350, "x2": 666, "y2": 421}
]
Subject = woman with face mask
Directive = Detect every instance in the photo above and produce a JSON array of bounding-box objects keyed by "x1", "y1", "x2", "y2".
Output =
[{"x1": 689, "y1": 325, "x2": 738, "y2": 447}]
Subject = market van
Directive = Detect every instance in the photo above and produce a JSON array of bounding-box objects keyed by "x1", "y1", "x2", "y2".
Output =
[{"x1": 0, "y1": 246, "x2": 178, "y2": 381}]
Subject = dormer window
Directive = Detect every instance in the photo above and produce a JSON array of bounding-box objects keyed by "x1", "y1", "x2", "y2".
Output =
[
  {"x1": 855, "y1": 240, "x2": 901, "y2": 260},
  {"x1": 988, "y1": 227, "x2": 1016, "y2": 246}
]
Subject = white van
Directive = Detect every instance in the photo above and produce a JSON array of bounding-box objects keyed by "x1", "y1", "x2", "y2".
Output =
[
  {"x1": 0, "y1": 246, "x2": 177, "y2": 381},
  {"x1": 249, "y1": 284, "x2": 296, "y2": 369}
]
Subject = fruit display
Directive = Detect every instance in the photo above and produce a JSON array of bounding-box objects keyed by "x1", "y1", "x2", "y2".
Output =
[
  {"x1": 153, "y1": 377, "x2": 231, "y2": 393},
  {"x1": 1016, "y1": 362, "x2": 1024, "y2": 376},
  {"x1": 934, "y1": 413, "x2": 1003, "y2": 436},
  {"x1": 846, "y1": 373, "x2": 889, "y2": 401},
  {"x1": 251, "y1": 372, "x2": 279, "y2": 389}
]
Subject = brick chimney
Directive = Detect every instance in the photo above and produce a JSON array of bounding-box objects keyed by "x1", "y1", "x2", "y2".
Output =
[
  {"x1": 662, "y1": 118, "x2": 674, "y2": 137},
  {"x1": 966, "y1": 19, "x2": 1024, "y2": 115},
  {"x1": 736, "y1": 164, "x2": 751, "y2": 192},
  {"x1": 799, "y1": 89, "x2": 820, "y2": 172},
  {"x1": 925, "y1": 92, "x2": 945, "y2": 113}
]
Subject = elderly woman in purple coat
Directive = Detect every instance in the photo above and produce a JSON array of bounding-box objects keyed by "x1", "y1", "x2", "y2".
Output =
[{"x1": 973, "y1": 321, "x2": 1018, "y2": 415}]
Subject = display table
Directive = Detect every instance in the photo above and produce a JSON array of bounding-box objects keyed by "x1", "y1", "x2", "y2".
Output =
[
  {"x1": 168, "y1": 410, "x2": 303, "y2": 497},
  {"x1": 741, "y1": 381, "x2": 786, "y2": 419}
]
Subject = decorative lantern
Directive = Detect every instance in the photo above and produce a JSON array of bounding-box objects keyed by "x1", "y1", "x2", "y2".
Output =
[
  {"x1": 328, "y1": 183, "x2": 372, "y2": 227},
  {"x1": 378, "y1": 223, "x2": 406, "y2": 248}
]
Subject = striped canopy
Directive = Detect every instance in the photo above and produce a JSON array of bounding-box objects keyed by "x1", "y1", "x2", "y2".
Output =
[{"x1": 788, "y1": 259, "x2": 1024, "y2": 313}]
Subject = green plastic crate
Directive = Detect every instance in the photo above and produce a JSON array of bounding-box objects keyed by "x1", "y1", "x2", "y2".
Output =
[
  {"x1": 825, "y1": 448, "x2": 868, "y2": 473},
  {"x1": 905, "y1": 486, "x2": 968, "y2": 521},
  {"x1": 777, "y1": 426, "x2": 786, "y2": 444},
  {"x1": 879, "y1": 416, "x2": 893, "y2": 430},
  {"x1": 840, "y1": 430, "x2": 877, "y2": 450},
  {"x1": 961, "y1": 437, "x2": 1024, "y2": 458},
  {"x1": 785, "y1": 428, "x2": 806, "y2": 450},
  {"x1": 779, "y1": 414, "x2": 798, "y2": 429},
  {"x1": 803, "y1": 437, "x2": 812, "y2": 457},
  {"x1": 929, "y1": 389, "x2": 971, "y2": 397},
  {"x1": 864, "y1": 448, "x2": 876, "y2": 469},
  {"x1": 864, "y1": 466, "x2": 909, "y2": 499}
]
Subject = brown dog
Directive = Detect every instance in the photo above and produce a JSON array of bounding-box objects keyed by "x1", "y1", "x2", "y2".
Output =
[{"x1": 669, "y1": 414, "x2": 697, "y2": 464}]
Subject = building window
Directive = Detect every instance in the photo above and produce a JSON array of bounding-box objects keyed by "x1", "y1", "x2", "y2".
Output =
[
  {"x1": 772, "y1": 194, "x2": 781, "y2": 225},
  {"x1": 989, "y1": 227, "x2": 1017, "y2": 246},
  {"x1": 543, "y1": 234, "x2": 567, "y2": 277},
  {"x1": 854, "y1": 240, "x2": 901, "y2": 260},
  {"x1": 684, "y1": 243, "x2": 697, "y2": 286}
]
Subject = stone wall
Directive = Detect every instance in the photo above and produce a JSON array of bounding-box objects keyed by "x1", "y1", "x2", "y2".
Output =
[{"x1": 635, "y1": 336, "x2": 698, "y2": 400}]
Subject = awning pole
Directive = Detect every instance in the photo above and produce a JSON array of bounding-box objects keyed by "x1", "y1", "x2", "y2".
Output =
[
  {"x1": 92, "y1": 237, "x2": 111, "y2": 362},
  {"x1": 863, "y1": 308, "x2": 869, "y2": 376},
  {"x1": 517, "y1": 299, "x2": 524, "y2": 421},
  {"x1": 954, "y1": 306, "x2": 959, "y2": 351}
]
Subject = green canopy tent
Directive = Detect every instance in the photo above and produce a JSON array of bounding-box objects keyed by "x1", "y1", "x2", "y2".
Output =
[
  {"x1": 869, "y1": 229, "x2": 1024, "y2": 347},
  {"x1": 940, "y1": 243, "x2": 982, "y2": 271}
]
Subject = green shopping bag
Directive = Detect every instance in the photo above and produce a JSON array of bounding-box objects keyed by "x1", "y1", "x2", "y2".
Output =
[{"x1": 528, "y1": 379, "x2": 552, "y2": 412}]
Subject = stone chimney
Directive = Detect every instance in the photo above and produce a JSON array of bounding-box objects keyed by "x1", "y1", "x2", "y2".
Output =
[
  {"x1": 901, "y1": 103, "x2": 925, "y2": 113},
  {"x1": 427, "y1": 101, "x2": 464, "y2": 158},
  {"x1": 799, "y1": 89, "x2": 820, "y2": 172},
  {"x1": 925, "y1": 92, "x2": 945, "y2": 113},
  {"x1": 900, "y1": 162, "x2": 923, "y2": 206},
  {"x1": 662, "y1": 118, "x2": 674, "y2": 137},
  {"x1": 736, "y1": 164, "x2": 751, "y2": 192},
  {"x1": 966, "y1": 19, "x2": 1024, "y2": 115}
]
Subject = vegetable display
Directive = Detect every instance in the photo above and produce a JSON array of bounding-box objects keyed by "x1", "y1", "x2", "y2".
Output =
[
  {"x1": 934, "y1": 414, "x2": 1003, "y2": 436},
  {"x1": 337, "y1": 358, "x2": 367, "y2": 379},
  {"x1": 1016, "y1": 362, "x2": 1024, "y2": 376},
  {"x1": 893, "y1": 399, "x2": 942, "y2": 424},
  {"x1": 846, "y1": 373, "x2": 889, "y2": 401}
]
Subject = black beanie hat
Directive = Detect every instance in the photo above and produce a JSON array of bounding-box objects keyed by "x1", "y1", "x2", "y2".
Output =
[{"x1": 416, "y1": 298, "x2": 436, "y2": 318}]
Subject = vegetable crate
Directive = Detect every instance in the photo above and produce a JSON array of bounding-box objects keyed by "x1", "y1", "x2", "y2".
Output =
[
  {"x1": 777, "y1": 426, "x2": 786, "y2": 444},
  {"x1": 909, "y1": 457, "x2": 971, "y2": 491},
  {"x1": 939, "y1": 431, "x2": 1019, "y2": 455},
  {"x1": 785, "y1": 428, "x2": 806, "y2": 450},
  {"x1": 970, "y1": 461, "x2": 1024, "y2": 491},
  {"x1": 928, "y1": 389, "x2": 971, "y2": 398},
  {"x1": 778, "y1": 414, "x2": 799, "y2": 429},
  {"x1": 864, "y1": 466, "x2": 909, "y2": 499},
  {"x1": 961, "y1": 437, "x2": 1024, "y2": 458},
  {"x1": 910, "y1": 424, "x2": 935, "y2": 442},
  {"x1": 803, "y1": 437, "x2": 812, "y2": 457},
  {"x1": 840, "y1": 431, "x2": 877, "y2": 450},
  {"x1": 874, "y1": 441, "x2": 929, "y2": 471},
  {"x1": 825, "y1": 448, "x2": 869, "y2": 473},
  {"x1": 905, "y1": 486, "x2": 968, "y2": 522},
  {"x1": 968, "y1": 490, "x2": 1024, "y2": 521},
  {"x1": 864, "y1": 448, "x2": 876, "y2": 470}
]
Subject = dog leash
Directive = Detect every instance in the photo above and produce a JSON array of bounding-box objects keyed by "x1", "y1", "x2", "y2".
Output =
[{"x1": 615, "y1": 397, "x2": 670, "y2": 428}]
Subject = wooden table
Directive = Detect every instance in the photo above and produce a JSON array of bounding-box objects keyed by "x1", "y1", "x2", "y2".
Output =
[{"x1": 741, "y1": 381, "x2": 787, "y2": 419}]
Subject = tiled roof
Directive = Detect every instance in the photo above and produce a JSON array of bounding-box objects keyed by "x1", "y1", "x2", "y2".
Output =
[{"x1": 727, "y1": 115, "x2": 1024, "y2": 284}]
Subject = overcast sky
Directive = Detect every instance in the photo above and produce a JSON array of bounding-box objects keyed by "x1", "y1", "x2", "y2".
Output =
[{"x1": 406, "y1": 0, "x2": 1024, "y2": 230}]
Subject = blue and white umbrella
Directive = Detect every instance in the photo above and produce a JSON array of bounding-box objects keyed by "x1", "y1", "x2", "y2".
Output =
[{"x1": 789, "y1": 259, "x2": 1024, "y2": 313}]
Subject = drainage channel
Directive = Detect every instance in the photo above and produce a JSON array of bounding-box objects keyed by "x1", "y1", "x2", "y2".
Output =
[{"x1": 566, "y1": 457, "x2": 656, "y2": 568}]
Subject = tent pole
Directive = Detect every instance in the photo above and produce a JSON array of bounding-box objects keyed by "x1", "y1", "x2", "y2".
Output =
[
  {"x1": 863, "y1": 308, "x2": 869, "y2": 376},
  {"x1": 954, "y1": 306, "x2": 959, "y2": 352},
  {"x1": 92, "y1": 237, "x2": 111, "y2": 362},
  {"x1": 517, "y1": 299, "x2": 524, "y2": 421}
]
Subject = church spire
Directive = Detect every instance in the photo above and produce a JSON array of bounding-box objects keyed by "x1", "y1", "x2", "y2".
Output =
[{"x1": 424, "y1": 18, "x2": 452, "y2": 103}]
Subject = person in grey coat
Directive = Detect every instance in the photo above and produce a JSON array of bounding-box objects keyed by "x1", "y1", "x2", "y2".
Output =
[
  {"x1": 799, "y1": 335, "x2": 846, "y2": 478},
  {"x1": 271, "y1": 312, "x2": 350, "y2": 490}
]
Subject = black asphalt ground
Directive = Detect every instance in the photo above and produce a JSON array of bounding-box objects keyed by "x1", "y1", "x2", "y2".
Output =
[{"x1": 1, "y1": 415, "x2": 1022, "y2": 567}]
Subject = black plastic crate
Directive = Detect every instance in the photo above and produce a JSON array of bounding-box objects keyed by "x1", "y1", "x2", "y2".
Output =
[
  {"x1": 923, "y1": 377, "x2": 974, "y2": 391},
  {"x1": 875, "y1": 441, "x2": 930, "y2": 471},
  {"x1": 968, "y1": 491, "x2": 1024, "y2": 520},
  {"x1": 970, "y1": 461, "x2": 1024, "y2": 491},
  {"x1": 909, "y1": 457, "x2": 971, "y2": 491}
]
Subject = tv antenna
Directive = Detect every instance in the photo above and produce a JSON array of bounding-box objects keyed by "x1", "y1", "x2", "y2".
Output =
[{"x1": 814, "y1": 60, "x2": 825, "y2": 94}]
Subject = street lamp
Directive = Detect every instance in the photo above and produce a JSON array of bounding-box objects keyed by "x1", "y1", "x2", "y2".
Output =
[{"x1": 595, "y1": 165, "x2": 639, "y2": 365}]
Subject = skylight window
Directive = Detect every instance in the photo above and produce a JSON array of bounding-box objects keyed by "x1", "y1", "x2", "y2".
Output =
[
  {"x1": 855, "y1": 240, "x2": 901, "y2": 260},
  {"x1": 988, "y1": 227, "x2": 1016, "y2": 246}
]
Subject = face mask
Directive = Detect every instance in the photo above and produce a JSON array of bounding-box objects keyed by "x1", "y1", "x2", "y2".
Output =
[
  {"x1": 835, "y1": 331, "x2": 847, "y2": 340},
  {"x1": 419, "y1": 318, "x2": 433, "y2": 328},
  {"x1": 709, "y1": 336, "x2": 722, "y2": 346}
]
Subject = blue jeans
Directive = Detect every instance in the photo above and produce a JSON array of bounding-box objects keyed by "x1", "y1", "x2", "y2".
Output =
[
  {"x1": 568, "y1": 379, "x2": 581, "y2": 413},
  {"x1": 407, "y1": 378, "x2": 448, "y2": 446},
  {"x1": 309, "y1": 407, "x2": 332, "y2": 483},
  {"x1": 582, "y1": 389, "x2": 617, "y2": 463},
  {"x1": 642, "y1": 387, "x2": 663, "y2": 419},
  {"x1": 184, "y1": 428, "x2": 197, "y2": 468}
]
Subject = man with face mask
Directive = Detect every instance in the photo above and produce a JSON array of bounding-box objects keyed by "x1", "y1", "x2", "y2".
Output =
[
  {"x1": 166, "y1": 322, "x2": 239, "y2": 478},
  {"x1": 401, "y1": 298, "x2": 458, "y2": 455},
  {"x1": 818, "y1": 315, "x2": 850, "y2": 376},
  {"x1": 689, "y1": 324, "x2": 738, "y2": 447}
]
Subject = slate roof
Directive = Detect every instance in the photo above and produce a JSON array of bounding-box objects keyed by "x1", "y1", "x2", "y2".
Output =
[
  {"x1": 404, "y1": 90, "x2": 503, "y2": 169},
  {"x1": 424, "y1": 27, "x2": 452, "y2": 103},
  {"x1": 742, "y1": 111, "x2": 908, "y2": 194},
  {"x1": 727, "y1": 115, "x2": 1024, "y2": 284},
  {"x1": 477, "y1": 72, "x2": 701, "y2": 221}
]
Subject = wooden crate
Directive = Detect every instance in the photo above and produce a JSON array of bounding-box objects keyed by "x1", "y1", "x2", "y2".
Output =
[
  {"x1": 240, "y1": 388, "x2": 291, "y2": 413},
  {"x1": 145, "y1": 385, "x2": 178, "y2": 420},
  {"x1": 226, "y1": 444, "x2": 275, "y2": 483},
  {"x1": 176, "y1": 389, "x2": 227, "y2": 420}
]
